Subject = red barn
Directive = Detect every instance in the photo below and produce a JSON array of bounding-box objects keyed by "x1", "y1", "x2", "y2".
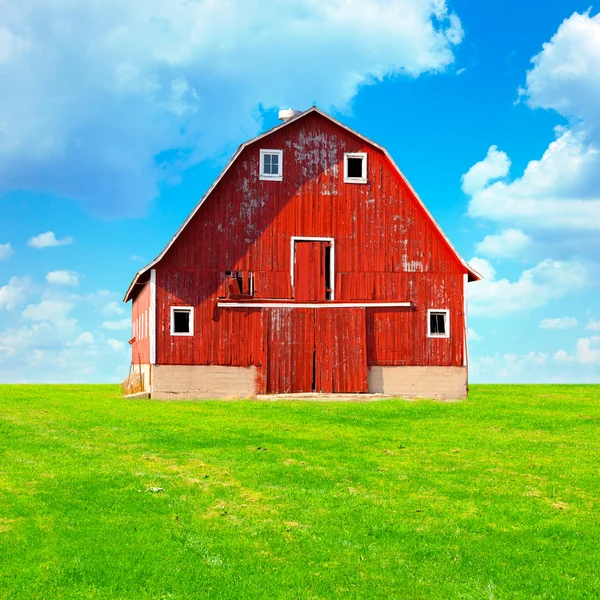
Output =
[{"x1": 124, "y1": 107, "x2": 480, "y2": 400}]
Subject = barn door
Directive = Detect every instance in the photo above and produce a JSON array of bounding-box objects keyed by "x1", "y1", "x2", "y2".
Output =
[
  {"x1": 293, "y1": 241, "x2": 331, "y2": 301},
  {"x1": 264, "y1": 308, "x2": 315, "y2": 393},
  {"x1": 315, "y1": 308, "x2": 368, "y2": 393}
]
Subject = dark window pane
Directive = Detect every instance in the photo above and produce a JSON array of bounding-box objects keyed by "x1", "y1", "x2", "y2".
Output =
[
  {"x1": 324, "y1": 245, "x2": 332, "y2": 296},
  {"x1": 430, "y1": 312, "x2": 446, "y2": 335},
  {"x1": 271, "y1": 154, "x2": 278, "y2": 167},
  {"x1": 173, "y1": 310, "x2": 190, "y2": 333},
  {"x1": 347, "y1": 156, "x2": 363, "y2": 178},
  {"x1": 430, "y1": 313, "x2": 438, "y2": 334}
]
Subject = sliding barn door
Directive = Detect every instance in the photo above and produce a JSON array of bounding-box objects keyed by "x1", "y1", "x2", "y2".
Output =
[
  {"x1": 264, "y1": 308, "x2": 315, "y2": 393},
  {"x1": 315, "y1": 308, "x2": 368, "y2": 393}
]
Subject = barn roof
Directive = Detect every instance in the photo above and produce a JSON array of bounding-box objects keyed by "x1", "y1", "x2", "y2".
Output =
[{"x1": 124, "y1": 107, "x2": 481, "y2": 302}]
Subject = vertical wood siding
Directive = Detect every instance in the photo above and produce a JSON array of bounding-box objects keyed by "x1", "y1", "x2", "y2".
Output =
[
  {"x1": 144, "y1": 112, "x2": 467, "y2": 391},
  {"x1": 130, "y1": 279, "x2": 151, "y2": 365}
]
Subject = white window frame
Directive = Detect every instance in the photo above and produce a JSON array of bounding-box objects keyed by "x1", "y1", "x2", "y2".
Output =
[
  {"x1": 290, "y1": 236, "x2": 335, "y2": 301},
  {"x1": 259, "y1": 149, "x2": 283, "y2": 181},
  {"x1": 170, "y1": 306, "x2": 194, "y2": 337},
  {"x1": 428, "y1": 309, "x2": 450, "y2": 339},
  {"x1": 344, "y1": 152, "x2": 367, "y2": 184}
]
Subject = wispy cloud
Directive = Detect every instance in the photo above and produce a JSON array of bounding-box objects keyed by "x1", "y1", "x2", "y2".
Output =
[{"x1": 27, "y1": 231, "x2": 73, "y2": 249}]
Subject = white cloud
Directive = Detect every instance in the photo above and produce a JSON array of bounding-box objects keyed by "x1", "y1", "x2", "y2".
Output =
[
  {"x1": 474, "y1": 229, "x2": 531, "y2": 259},
  {"x1": 522, "y1": 11, "x2": 600, "y2": 130},
  {"x1": 0, "y1": 243, "x2": 13, "y2": 260},
  {"x1": 0, "y1": 0, "x2": 463, "y2": 217},
  {"x1": 100, "y1": 300, "x2": 126, "y2": 317},
  {"x1": 586, "y1": 319, "x2": 600, "y2": 331},
  {"x1": 555, "y1": 336, "x2": 600, "y2": 366},
  {"x1": 463, "y1": 12, "x2": 600, "y2": 259},
  {"x1": 102, "y1": 319, "x2": 130, "y2": 331},
  {"x1": 22, "y1": 299, "x2": 75, "y2": 324},
  {"x1": 576, "y1": 336, "x2": 600, "y2": 365},
  {"x1": 27, "y1": 231, "x2": 73, "y2": 249},
  {"x1": 539, "y1": 317, "x2": 578, "y2": 330},
  {"x1": 471, "y1": 351, "x2": 549, "y2": 381},
  {"x1": 553, "y1": 349, "x2": 574, "y2": 362},
  {"x1": 106, "y1": 338, "x2": 125, "y2": 352},
  {"x1": 0, "y1": 276, "x2": 33, "y2": 310},
  {"x1": 72, "y1": 331, "x2": 95, "y2": 345},
  {"x1": 467, "y1": 327, "x2": 482, "y2": 341},
  {"x1": 467, "y1": 257, "x2": 587, "y2": 316},
  {"x1": 46, "y1": 270, "x2": 80, "y2": 286},
  {"x1": 461, "y1": 145, "x2": 510, "y2": 195},
  {"x1": 0, "y1": 27, "x2": 29, "y2": 64}
]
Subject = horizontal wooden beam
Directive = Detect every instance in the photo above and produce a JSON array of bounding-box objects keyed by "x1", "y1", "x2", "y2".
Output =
[{"x1": 217, "y1": 301, "x2": 413, "y2": 309}]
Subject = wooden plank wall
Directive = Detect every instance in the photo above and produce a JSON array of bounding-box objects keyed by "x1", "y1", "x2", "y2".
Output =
[{"x1": 130, "y1": 280, "x2": 151, "y2": 365}]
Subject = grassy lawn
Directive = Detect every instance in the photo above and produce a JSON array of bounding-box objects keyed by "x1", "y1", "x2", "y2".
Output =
[{"x1": 0, "y1": 385, "x2": 599, "y2": 599}]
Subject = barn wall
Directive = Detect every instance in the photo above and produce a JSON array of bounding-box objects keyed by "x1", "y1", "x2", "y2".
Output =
[
  {"x1": 154, "y1": 112, "x2": 467, "y2": 373},
  {"x1": 131, "y1": 280, "x2": 151, "y2": 366}
]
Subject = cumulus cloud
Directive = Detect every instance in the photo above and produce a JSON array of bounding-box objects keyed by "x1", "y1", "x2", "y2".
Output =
[
  {"x1": 467, "y1": 327, "x2": 482, "y2": 341},
  {"x1": 0, "y1": 276, "x2": 33, "y2": 310},
  {"x1": 576, "y1": 336, "x2": 600, "y2": 364},
  {"x1": 586, "y1": 319, "x2": 600, "y2": 331},
  {"x1": 0, "y1": 243, "x2": 13, "y2": 260},
  {"x1": 470, "y1": 351, "x2": 549, "y2": 381},
  {"x1": 99, "y1": 300, "x2": 126, "y2": 317},
  {"x1": 102, "y1": 319, "x2": 130, "y2": 331},
  {"x1": 106, "y1": 339, "x2": 125, "y2": 352},
  {"x1": 539, "y1": 317, "x2": 578, "y2": 330},
  {"x1": 554, "y1": 336, "x2": 600, "y2": 366},
  {"x1": 46, "y1": 270, "x2": 80, "y2": 286},
  {"x1": 474, "y1": 229, "x2": 531, "y2": 259},
  {"x1": 0, "y1": 0, "x2": 463, "y2": 217},
  {"x1": 27, "y1": 231, "x2": 73, "y2": 249},
  {"x1": 22, "y1": 299, "x2": 75, "y2": 324},
  {"x1": 72, "y1": 331, "x2": 95, "y2": 345},
  {"x1": 464, "y1": 12, "x2": 600, "y2": 259},
  {"x1": 0, "y1": 280, "x2": 130, "y2": 382},
  {"x1": 467, "y1": 257, "x2": 587, "y2": 315},
  {"x1": 461, "y1": 145, "x2": 510, "y2": 195}
]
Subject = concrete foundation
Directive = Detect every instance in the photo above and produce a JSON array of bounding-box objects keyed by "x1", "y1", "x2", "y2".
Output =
[
  {"x1": 367, "y1": 366, "x2": 467, "y2": 400},
  {"x1": 122, "y1": 364, "x2": 467, "y2": 401},
  {"x1": 151, "y1": 364, "x2": 257, "y2": 400}
]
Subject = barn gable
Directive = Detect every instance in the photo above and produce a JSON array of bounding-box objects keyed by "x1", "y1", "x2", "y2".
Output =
[{"x1": 124, "y1": 107, "x2": 479, "y2": 302}]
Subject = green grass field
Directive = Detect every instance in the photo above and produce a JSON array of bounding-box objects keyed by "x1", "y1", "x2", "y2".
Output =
[{"x1": 1, "y1": 385, "x2": 599, "y2": 599}]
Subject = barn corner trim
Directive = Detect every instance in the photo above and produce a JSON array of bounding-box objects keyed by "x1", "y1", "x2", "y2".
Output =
[{"x1": 123, "y1": 106, "x2": 481, "y2": 303}]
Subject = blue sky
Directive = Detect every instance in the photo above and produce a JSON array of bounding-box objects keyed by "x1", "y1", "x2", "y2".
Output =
[{"x1": 1, "y1": 0, "x2": 599, "y2": 383}]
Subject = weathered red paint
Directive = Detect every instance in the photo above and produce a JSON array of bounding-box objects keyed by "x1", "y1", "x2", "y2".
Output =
[
  {"x1": 128, "y1": 111, "x2": 473, "y2": 393},
  {"x1": 130, "y1": 276, "x2": 151, "y2": 365}
]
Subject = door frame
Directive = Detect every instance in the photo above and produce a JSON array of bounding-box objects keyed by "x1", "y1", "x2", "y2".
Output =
[{"x1": 290, "y1": 236, "x2": 335, "y2": 301}]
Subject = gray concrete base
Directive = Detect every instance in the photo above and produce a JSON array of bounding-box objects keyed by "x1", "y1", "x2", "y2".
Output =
[
  {"x1": 151, "y1": 364, "x2": 257, "y2": 400},
  {"x1": 122, "y1": 364, "x2": 468, "y2": 401},
  {"x1": 367, "y1": 366, "x2": 467, "y2": 400}
]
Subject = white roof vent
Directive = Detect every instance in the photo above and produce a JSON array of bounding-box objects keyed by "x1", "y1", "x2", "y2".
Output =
[{"x1": 278, "y1": 108, "x2": 302, "y2": 122}]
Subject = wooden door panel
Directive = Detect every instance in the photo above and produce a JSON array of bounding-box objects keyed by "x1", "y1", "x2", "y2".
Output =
[
  {"x1": 294, "y1": 241, "x2": 326, "y2": 302},
  {"x1": 316, "y1": 308, "x2": 368, "y2": 393},
  {"x1": 265, "y1": 308, "x2": 315, "y2": 393}
]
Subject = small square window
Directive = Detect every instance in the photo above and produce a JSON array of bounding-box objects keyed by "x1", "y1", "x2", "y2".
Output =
[
  {"x1": 171, "y1": 306, "x2": 194, "y2": 336},
  {"x1": 344, "y1": 152, "x2": 367, "y2": 183},
  {"x1": 428, "y1": 309, "x2": 449, "y2": 338},
  {"x1": 260, "y1": 149, "x2": 283, "y2": 181}
]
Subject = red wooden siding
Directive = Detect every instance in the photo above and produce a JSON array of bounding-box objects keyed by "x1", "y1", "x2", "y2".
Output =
[
  {"x1": 139, "y1": 111, "x2": 468, "y2": 392},
  {"x1": 131, "y1": 279, "x2": 151, "y2": 365}
]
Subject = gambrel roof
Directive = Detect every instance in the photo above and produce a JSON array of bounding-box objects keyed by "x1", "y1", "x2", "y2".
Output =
[{"x1": 124, "y1": 107, "x2": 481, "y2": 302}]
